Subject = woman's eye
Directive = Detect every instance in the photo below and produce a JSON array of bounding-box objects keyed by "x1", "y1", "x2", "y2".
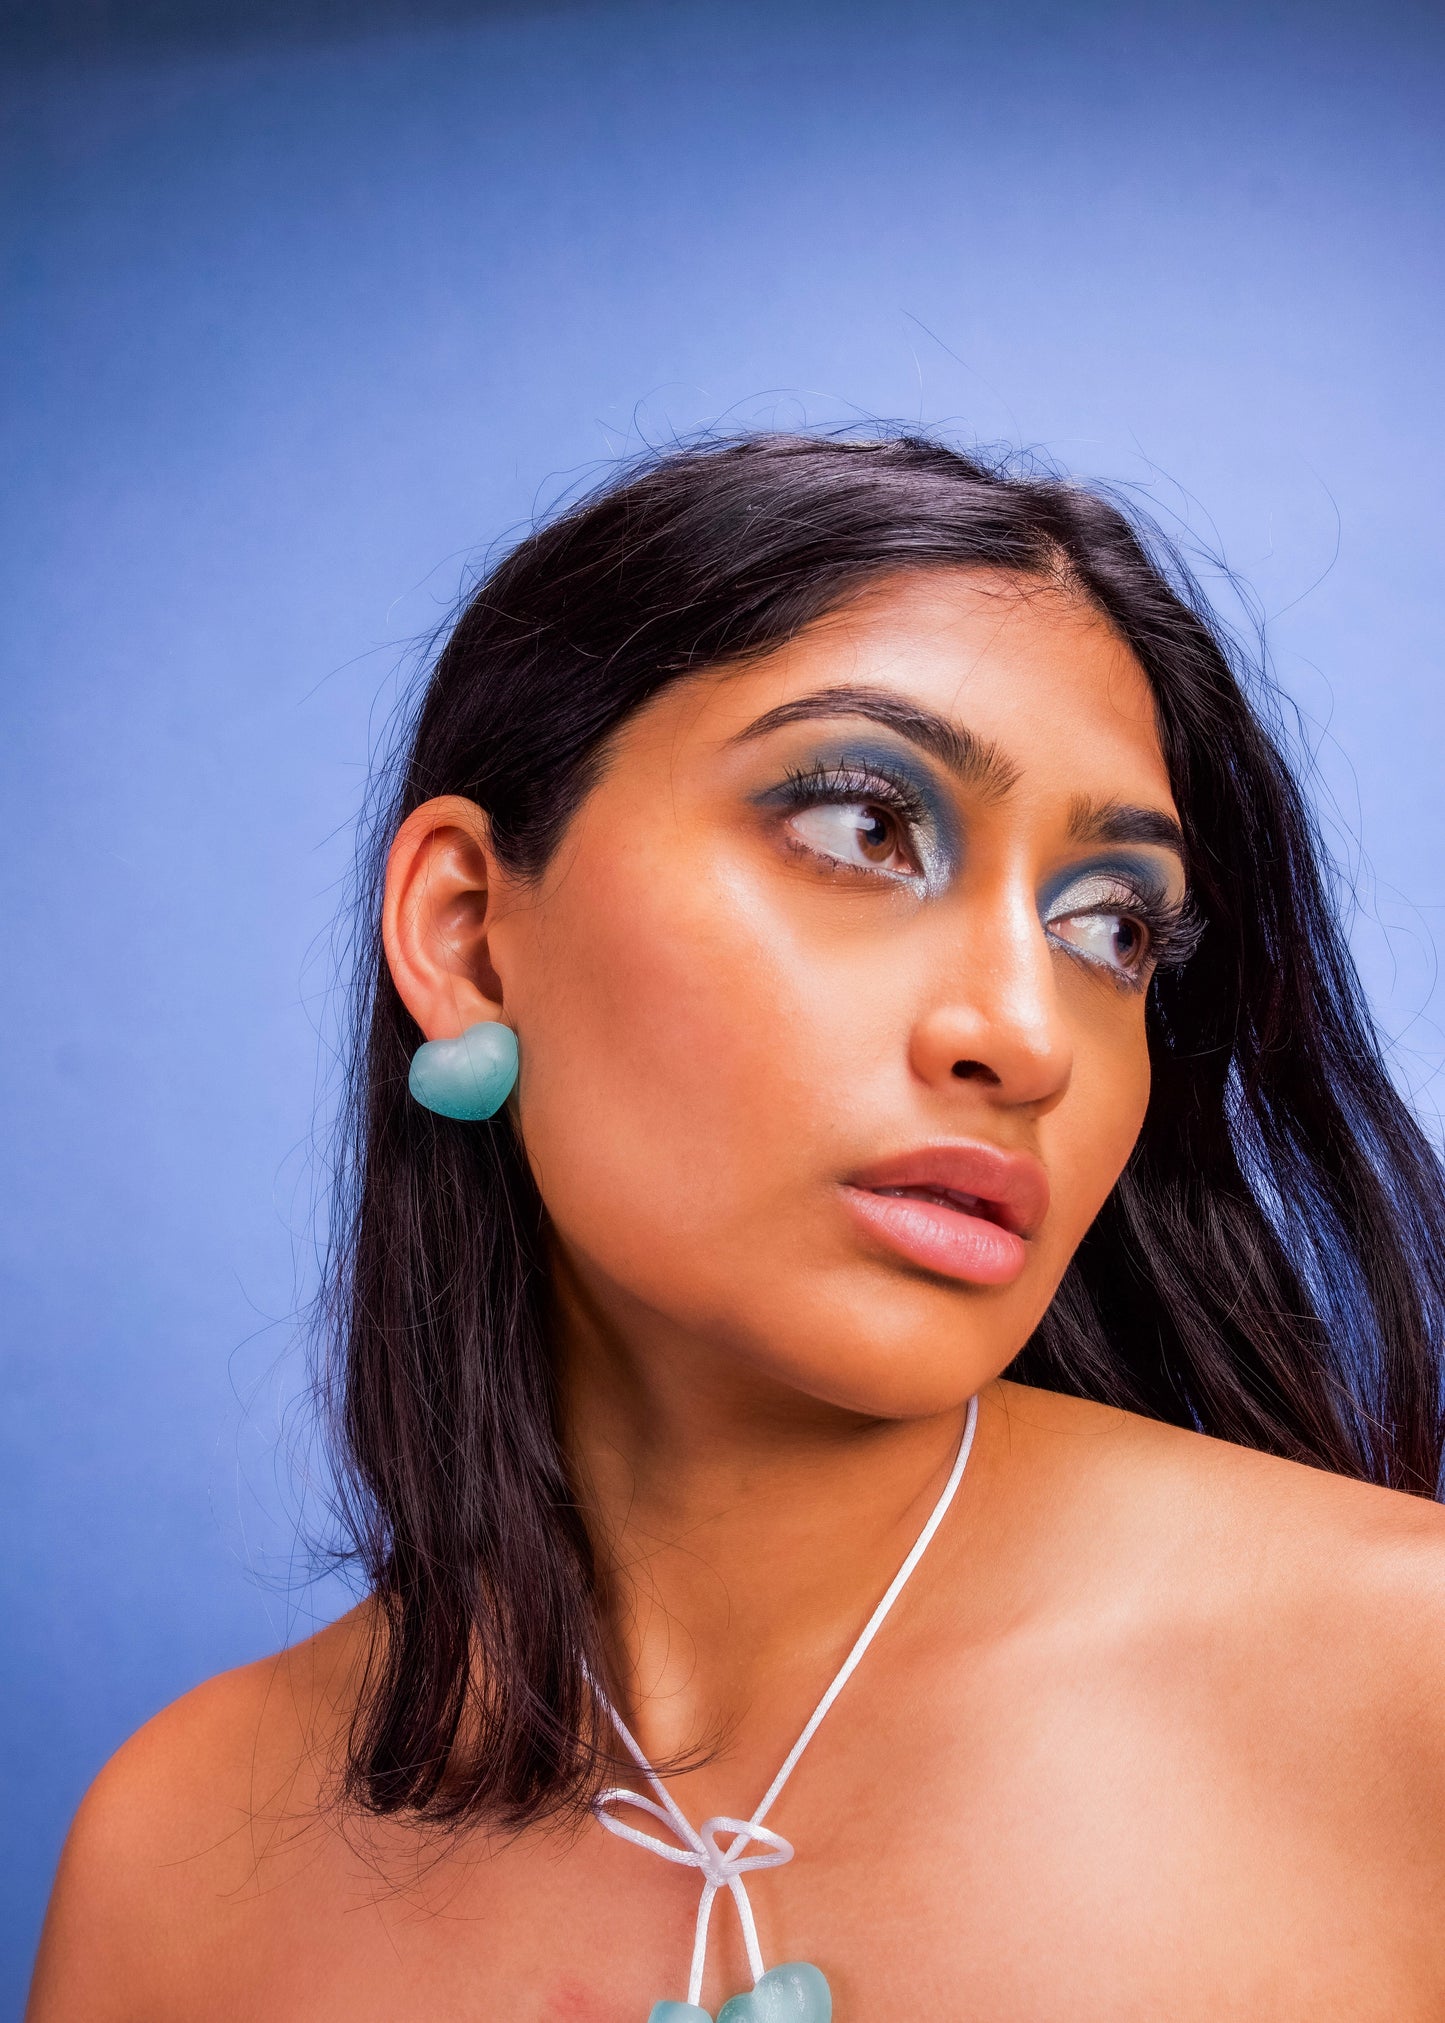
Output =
[
  {"x1": 1048, "y1": 909, "x2": 1150, "y2": 977},
  {"x1": 787, "y1": 799, "x2": 916, "y2": 875}
]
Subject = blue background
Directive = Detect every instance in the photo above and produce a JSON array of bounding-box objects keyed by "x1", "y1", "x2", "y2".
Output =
[{"x1": 3, "y1": 0, "x2": 1443, "y2": 2001}]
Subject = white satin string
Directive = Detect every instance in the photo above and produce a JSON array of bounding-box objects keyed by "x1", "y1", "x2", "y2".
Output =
[{"x1": 592, "y1": 1393, "x2": 980, "y2": 2008}]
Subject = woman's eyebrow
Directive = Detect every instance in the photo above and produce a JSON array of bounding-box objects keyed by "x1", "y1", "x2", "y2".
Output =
[
  {"x1": 1067, "y1": 796, "x2": 1187, "y2": 858},
  {"x1": 731, "y1": 685, "x2": 1019, "y2": 796}
]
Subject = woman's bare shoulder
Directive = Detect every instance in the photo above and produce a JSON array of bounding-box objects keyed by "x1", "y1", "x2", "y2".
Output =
[
  {"x1": 997, "y1": 1377, "x2": 1445, "y2": 1623},
  {"x1": 27, "y1": 1603, "x2": 374, "y2": 2022},
  {"x1": 996, "y1": 1381, "x2": 1445, "y2": 1834}
]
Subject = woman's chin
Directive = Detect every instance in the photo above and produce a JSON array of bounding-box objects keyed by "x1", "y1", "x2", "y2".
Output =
[{"x1": 721, "y1": 1288, "x2": 1021, "y2": 1423}]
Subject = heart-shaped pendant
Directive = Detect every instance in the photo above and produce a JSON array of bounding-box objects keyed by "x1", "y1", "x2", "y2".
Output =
[
  {"x1": 716, "y1": 1962, "x2": 832, "y2": 2022},
  {"x1": 646, "y1": 1962, "x2": 831, "y2": 2023}
]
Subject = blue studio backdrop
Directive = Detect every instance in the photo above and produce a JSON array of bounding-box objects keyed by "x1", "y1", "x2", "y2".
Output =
[{"x1": 2, "y1": 0, "x2": 1443, "y2": 2000}]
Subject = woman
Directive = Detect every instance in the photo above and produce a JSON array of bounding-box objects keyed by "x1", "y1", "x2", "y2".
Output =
[{"x1": 28, "y1": 433, "x2": 1445, "y2": 2020}]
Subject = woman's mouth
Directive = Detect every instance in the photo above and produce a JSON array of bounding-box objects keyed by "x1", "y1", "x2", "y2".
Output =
[{"x1": 840, "y1": 1143, "x2": 1048, "y2": 1287}]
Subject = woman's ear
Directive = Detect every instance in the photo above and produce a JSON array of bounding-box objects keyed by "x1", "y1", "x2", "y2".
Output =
[{"x1": 382, "y1": 795, "x2": 508, "y2": 1039}]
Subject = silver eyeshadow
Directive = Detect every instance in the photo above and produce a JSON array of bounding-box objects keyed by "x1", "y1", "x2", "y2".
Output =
[{"x1": 1040, "y1": 854, "x2": 1180, "y2": 924}]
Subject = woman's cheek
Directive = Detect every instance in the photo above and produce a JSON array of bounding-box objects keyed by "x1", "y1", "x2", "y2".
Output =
[
  {"x1": 1047, "y1": 1012, "x2": 1153, "y2": 1254},
  {"x1": 507, "y1": 848, "x2": 809, "y2": 1244}
]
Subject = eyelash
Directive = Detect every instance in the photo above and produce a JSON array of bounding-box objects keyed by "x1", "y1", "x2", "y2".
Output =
[
  {"x1": 1137, "y1": 894, "x2": 1203, "y2": 972},
  {"x1": 771, "y1": 762, "x2": 1201, "y2": 983}
]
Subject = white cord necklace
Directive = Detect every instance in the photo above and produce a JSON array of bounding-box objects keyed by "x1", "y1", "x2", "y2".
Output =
[{"x1": 592, "y1": 1393, "x2": 980, "y2": 2023}]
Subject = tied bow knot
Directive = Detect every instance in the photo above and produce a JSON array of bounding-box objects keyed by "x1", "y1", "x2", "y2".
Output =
[
  {"x1": 595, "y1": 1787, "x2": 794, "y2": 2000},
  {"x1": 595, "y1": 1787, "x2": 796, "y2": 1885}
]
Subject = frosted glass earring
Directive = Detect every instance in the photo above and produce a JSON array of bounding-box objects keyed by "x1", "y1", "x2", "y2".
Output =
[{"x1": 408, "y1": 1020, "x2": 518, "y2": 1121}]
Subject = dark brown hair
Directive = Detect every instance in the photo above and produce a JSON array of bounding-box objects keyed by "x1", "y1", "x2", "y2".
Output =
[{"x1": 320, "y1": 432, "x2": 1445, "y2": 1833}]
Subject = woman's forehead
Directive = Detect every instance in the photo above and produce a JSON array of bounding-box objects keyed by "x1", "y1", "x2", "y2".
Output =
[{"x1": 625, "y1": 568, "x2": 1173, "y2": 805}]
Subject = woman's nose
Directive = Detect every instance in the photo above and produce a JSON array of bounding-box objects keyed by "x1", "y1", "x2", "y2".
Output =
[{"x1": 907, "y1": 903, "x2": 1073, "y2": 1113}]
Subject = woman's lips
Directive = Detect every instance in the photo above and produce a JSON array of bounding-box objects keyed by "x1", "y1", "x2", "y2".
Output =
[{"x1": 840, "y1": 1142, "x2": 1049, "y2": 1288}]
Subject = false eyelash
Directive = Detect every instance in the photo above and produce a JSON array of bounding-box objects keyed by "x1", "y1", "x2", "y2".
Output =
[
  {"x1": 1143, "y1": 893, "x2": 1204, "y2": 973},
  {"x1": 772, "y1": 760, "x2": 928, "y2": 825}
]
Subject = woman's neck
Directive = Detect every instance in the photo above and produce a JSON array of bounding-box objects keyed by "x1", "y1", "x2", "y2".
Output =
[{"x1": 554, "y1": 1250, "x2": 976, "y2": 1795}]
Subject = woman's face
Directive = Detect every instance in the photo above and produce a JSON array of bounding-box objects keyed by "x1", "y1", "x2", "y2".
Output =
[{"x1": 453, "y1": 571, "x2": 1187, "y2": 1418}]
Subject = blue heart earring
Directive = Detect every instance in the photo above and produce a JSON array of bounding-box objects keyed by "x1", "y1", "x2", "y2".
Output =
[{"x1": 407, "y1": 1020, "x2": 518, "y2": 1120}]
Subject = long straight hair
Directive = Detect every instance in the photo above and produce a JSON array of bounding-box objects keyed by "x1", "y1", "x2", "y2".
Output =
[{"x1": 320, "y1": 432, "x2": 1445, "y2": 1832}]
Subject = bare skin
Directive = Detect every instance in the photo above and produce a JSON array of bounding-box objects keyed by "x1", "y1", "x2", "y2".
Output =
[{"x1": 29, "y1": 573, "x2": 1445, "y2": 2019}]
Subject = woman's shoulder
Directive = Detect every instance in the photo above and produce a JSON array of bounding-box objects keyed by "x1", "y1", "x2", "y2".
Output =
[
  {"x1": 996, "y1": 1381, "x2": 1445, "y2": 1844},
  {"x1": 27, "y1": 1604, "x2": 373, "y2": 2021},
  {"x1": 999, "y1": 1377, "x2": 1445, "y2": 1629}
]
